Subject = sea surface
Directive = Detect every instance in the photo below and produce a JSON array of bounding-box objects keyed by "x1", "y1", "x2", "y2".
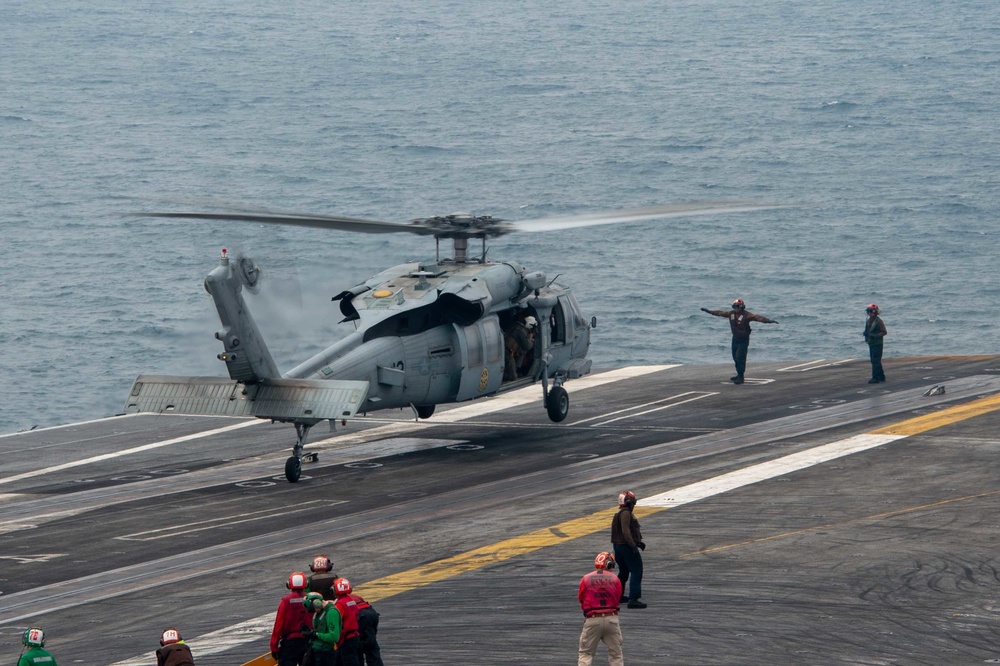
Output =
[{"x1": 3, "y1": 0, "x2": 999, "y2": 435}]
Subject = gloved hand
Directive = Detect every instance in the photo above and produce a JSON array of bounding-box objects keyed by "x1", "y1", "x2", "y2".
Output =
[
  {"x1": 638, "y1": 541, "x2": 646, "y2": 551},
  {"x1": 302, "y1": 629, "x2": 317, "y2": 641},
  {"x1": 632, "y1": 546, "x2": 640, "y2": 554},
  {"x1": 700, "y1": 307, "x2": 710, "y2": 313},
  {"x1": 770, "y1": 319, "x2": 779, "y2": 324},
  {"x1": 271, "y1": 652, "x2": 279, "y2": 660}
]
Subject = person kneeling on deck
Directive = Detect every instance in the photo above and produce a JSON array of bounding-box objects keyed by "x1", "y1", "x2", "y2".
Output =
[
  {"x1": 302, "y1": 592, "x2": 340, "y2": 666},
  {"x1": 156, "y1": 628, "x2": 195, "y2": 666},
  {"x1": 578, "y1": 552, "x2": 625, "y2": 666}
]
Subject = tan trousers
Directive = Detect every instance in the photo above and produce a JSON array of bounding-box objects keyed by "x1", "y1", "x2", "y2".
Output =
[{"x1": 578, "y1": 614, "x2": 624, "y2": 666}]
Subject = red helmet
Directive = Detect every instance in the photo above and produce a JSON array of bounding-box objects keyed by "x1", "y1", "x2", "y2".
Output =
[
  {"x1": 732, "y1": 298, "x2": 745, "y2": 308},
  {"x1": 618, "y1": 490, "x2": 636, "y2": 508},
  {"x1": 310, "y1": 555, "x2": 333, "y2": 573},
  {"x1": 287, "y1": 571, "x2": 307, "y2": 590},
  {"x1": 594, "y1": 551, "x2": 616, "y2": 570},
  {"x1": 866, "y1": 303, "x2": 879, "y2": 315},
  {"x1": 160, "y1": 628, "x2": 181, "y2": 646},
  {"x1": 333, "y1": 577, "x2": 353, "y2": 596}
]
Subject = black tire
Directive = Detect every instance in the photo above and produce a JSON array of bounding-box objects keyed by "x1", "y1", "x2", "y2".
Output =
[
  {"x1": 415, "y1": 405, "x2": 435, "y2": 419},
  {"x1": 285, "y1": 455, "x2": 302, "y2": 483},
  {"x1": 546, "y1": 386, "x2": 569, "y2": 422}
]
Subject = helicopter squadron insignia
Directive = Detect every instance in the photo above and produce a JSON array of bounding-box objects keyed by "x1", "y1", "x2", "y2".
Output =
[{"x1": 478, "y1": 368, "x2": 489, "y2": 392}]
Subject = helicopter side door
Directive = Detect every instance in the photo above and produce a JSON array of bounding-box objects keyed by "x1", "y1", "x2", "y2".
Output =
[{"x1": 455, "y1": 315, "x2": 505, "y2": 401}]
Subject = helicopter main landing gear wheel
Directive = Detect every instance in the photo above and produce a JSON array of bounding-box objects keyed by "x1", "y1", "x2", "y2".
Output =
[
  {"x1": 284, "y1": 456, "x2": 302, "y2": 483},
  {"x1": 546, "y1": 386, "x2": 569, "y2": 422},
  {"x1": 285, "y1": 422, "x2": 316, "y2": 483}
]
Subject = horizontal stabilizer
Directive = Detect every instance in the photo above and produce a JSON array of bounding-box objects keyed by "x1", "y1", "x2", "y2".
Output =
[{"x1": 124, "y1": 375, "x2": 369, "y2": 421}]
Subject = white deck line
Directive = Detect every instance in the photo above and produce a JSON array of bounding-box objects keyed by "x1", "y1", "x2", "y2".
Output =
[{"x1": 108, "y1": 431, "x2": 908, "y2": 665}]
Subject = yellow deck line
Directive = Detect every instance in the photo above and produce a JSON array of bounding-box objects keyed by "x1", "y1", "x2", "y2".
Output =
[
  {"x1": 243, "y1": 389, "x2": 1000, "y2": 665},
  {"x1": 870, "y1": 392, "x2": 1000, "y2": 436}
]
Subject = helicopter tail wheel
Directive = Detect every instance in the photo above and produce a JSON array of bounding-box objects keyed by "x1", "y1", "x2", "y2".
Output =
[
  {"x1": 285, "y1": 456, "x2": 302, "y2": 483},
  {"x1": 415, "y1": 405, "x2": 435, "y2": 419},
  {"x1": 546, "y1": 386, "x2": 569, "y2": 422}
]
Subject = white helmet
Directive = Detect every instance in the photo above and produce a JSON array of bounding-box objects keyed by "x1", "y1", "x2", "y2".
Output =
[{"x1": 524, "y1": 316, "x2": 537, "y2": 329}]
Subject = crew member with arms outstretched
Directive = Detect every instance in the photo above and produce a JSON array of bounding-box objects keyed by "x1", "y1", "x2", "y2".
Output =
[
  {"x1": 701, "y1": 298, "x2": 778, "y2": 384},
  {"x1": 578, "y1": 552, "x2": 625, "y2": 666}
]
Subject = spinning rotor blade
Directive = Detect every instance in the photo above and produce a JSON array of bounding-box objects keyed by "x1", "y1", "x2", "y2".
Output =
[
  {"x1": 129, "y1": 200, "x2": 787, "y2": 239},
  {"x1": 132, "y1": 210, "x2": 430, "y2": 235},
  {"x1": 506, "y1": 201, "x2": 787, "y2": 233}
]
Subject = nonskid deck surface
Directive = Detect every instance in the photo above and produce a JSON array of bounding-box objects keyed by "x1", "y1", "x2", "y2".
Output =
[{"x1": 2, "y1": 356, "x2": 1000, "y2": 664}]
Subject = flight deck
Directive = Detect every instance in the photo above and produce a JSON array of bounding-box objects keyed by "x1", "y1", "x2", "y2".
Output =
[{"x1": 2, "y1": 356, "x2": 1000, "y2": 664}]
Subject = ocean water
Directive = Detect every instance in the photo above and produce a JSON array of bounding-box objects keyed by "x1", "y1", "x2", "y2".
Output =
[{"x1": 3, "y1": 0, "x2": 999, "y2": 435}]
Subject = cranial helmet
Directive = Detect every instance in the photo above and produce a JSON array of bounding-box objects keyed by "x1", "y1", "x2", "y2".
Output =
[
  {"x1": 304, "y1": 591, "x2": 326, "y2": 611},
  {"x1": 524, "y1": 316, "x2": 537, "y2": 329},
  {"x1": 618, "y1": 490, "x2": 637, "y2": 508},
  {"x1": 866, "y1": 303, "x2": 879, "y2": 315},
  {"x1": 23, "y1": 627, "x2": 45, "y2": 648},
  {"x1": 287, "y1": 571, "x2": 307, "y2": 590},
  {"x1": 160, "y1": 628, "x2": 181, "y2": 646},
  {"x1": 732, "y1": 298, "x2": 745, "y2": 308},
  {"x1": 594, "y1": 551, "x2": 616, "y2": 571},
  {"x1": 333, "y1": 577, "x2": 353, "y2": 596},
  {"x1": 310, "y1": 555, "x2": 333, "y2": 573}
]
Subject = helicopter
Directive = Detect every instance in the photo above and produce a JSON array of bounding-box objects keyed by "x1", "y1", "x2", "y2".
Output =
[{"x1": 123, "y1": 201, "x2": 777, "y2": 482}]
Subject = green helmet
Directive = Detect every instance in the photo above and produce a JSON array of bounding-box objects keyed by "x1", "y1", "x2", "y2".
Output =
[{"x1": 304, "y1": 591, "x2": 326, "y2": 611}]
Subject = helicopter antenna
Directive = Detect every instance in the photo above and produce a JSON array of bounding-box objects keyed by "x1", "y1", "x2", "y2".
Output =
[{"x1": 545, "y1": 274, "x2": 562, "y2": 288}]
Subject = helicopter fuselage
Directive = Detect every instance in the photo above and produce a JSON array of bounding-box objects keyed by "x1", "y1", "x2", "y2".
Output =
[{"x1": 279, "y1": 257, "x2": 592, "y2": 414}]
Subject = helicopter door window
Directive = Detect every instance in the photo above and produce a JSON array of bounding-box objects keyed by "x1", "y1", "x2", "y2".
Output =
[{"x1": 551, "y1": 299, "x2": 568, "y2": 345}]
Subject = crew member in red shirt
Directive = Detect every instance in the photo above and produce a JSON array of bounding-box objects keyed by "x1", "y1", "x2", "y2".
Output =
[
  {"x1": 578, "y1": 552, "x2": 624, "y2": 666},
  {"x1": 270, "y1": 572, "x2": 313, "y2": 665},
  {"x1": 332, "y1": 577, "x2": 361, "y2": 666}
]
